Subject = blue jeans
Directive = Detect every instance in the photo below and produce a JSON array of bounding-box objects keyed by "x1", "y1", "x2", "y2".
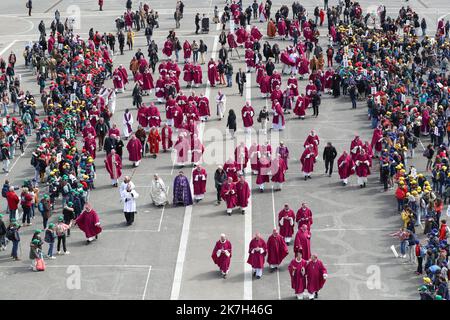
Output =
[
  {"x1": 11, "y1": 240, "x2": 19, "y2": 258},
  {"x1": 226, "y1": 74, "x2": 232, "y2": 87},
  {"x1": 48, "y1": 242, "x2": 54, "y2": 257},
  {"x1": 397, "y1": 198, "x2": 404, "y2": 212},
  {"x1": 2, "y1": 104, "x2": 8, "y2": 116},
  {"x1": 400, "y1": 240, "x2": 407, "y2": 255}
]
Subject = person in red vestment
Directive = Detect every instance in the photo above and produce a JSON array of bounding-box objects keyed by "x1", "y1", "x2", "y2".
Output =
[
  {"x1": 207, "y1": 58, "x2": 219, "y2": 87},
  {"x1": 249, "y1": 142, "x2": 259, "y2": 174},
  {"x1": 350, "y1": 135, "x2": 364, "y2": 161},
  {"x1": 84, "y1": 133, "x2": 97, "y2": 159},
  {"x1": 267, "y1": 228, "x2": 289, "y2": 272},
  {"x1": 221, "y1": 177, "x2": 237, "y2": 215},
  {"x1": 82, "y1": 122, "x2": 96, "y2": 138},
  {"x1": 174, "y1": 133, "x2": 191, "y2": 166},
  {"x1": 296, "y1": 203, "x2": 313, "y2": 231},
  {"x1": 247, "y1": 233, "x2": 267, "y2": 279},
  {"x1": 211, "y1": 234, "x2": 232, "y2": 278},
  {"x1": 147, "y1": 127, "x2": 161, "y2": 158},
  {"x1": 305, "y1": 254, "x2": 328, "y2": 299},
  {"x1": 104, "y1": 149, "x2": 122, "y2": 187},
  {"x1": 183, "y1": 40, "x2": 192, "y2": 62},
  {"x1": 289, "y1": 252, "x2": 308, "y2": 299},
  {"x1": 241, "y1": 102, "x2": 255, "y2": 134},
  {"x1": 74, "y1": 204, "x2": 102, "y2": 244},
  {"x1": 126, "y1": 134, "x2": 143, "y2": 167},
  {"x1": 192, "y1": 165, "x2": 207, "y2": 202},
  {"x1": 337, "y1": 150, "x2": 354, "y2": 186},
  {"x1": 236, "y1": 174, "x2": 250, "y2": 214},
  {"x1": 294, "y1": 224, "x2": 311, "y2": 260},
  {"x1": 147, "y1": 103, "x2": 161, "y2": 128},
  {"x1": 293, "y1": 94, "x2": 306, "y2": 119},
  {"x1": 304, "y1": 130, "x2": 320, "y2": 157},
  {"x1": 256, "y1": 154, "x2": 271, "y2": 192},
  {"x1": 271, "y1": 153, "x2": 287, "y2": 191},
  {"x1": 223, "y1": 157, "x2": 239, "y2": 182},
  {"x1": 279, "y1": 203, "x2": 295, "y2": 244},
  {"x1": 355, "y1": 148, "x2": 371, "y2": 188},
  {"x1": 234, "y1": 142, "x2": 249, "y2": 173},
  {"x1": 161, "y1": 123, "x2": 173, "y2": 152},
  {"x1": 300, "y1": 144, "x2": 316, "y2": 180},
  {"x1": 370, "y1": 126, "x2": 383, "y2": 158}
]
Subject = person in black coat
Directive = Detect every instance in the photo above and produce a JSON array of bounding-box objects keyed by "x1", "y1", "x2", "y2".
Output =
[
  {"x1": 226, "y1": 109, "x2": 237, "y2": 139},
  {"x1": 214, "y1": 166, "x2": 227, "y2": 204},
  {"x1": 235, "y1": 69, "x2": 246, "y2": 96},
  {"x1": 322, "y1": 142, "x2": 337, "y2": 176},
  {"x1": 265, "y1": 59, "x2": 275, "y2": 76}
]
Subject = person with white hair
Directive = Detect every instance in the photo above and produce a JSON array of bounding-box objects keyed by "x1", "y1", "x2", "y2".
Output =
[
  {"x1": 121, "y1": 183, "x2": 139, "y2": 226},
  {"x1": 149, "y1": 174, "x2": 169, "y2": 206},
  {"x1": 211, "y1": 233, "x2": 232, "y2": 278},
  {"x1": 247, "y1": 232, "x2": 267, "y2": 279}
]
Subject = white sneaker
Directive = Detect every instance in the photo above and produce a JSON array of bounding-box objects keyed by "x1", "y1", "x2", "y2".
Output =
[
  {"x1": 56, "y1": 251, "x2": 61, "y2": 255},
  {"x1": 64, "y1": 251, "x2": 70, "y2": 255},
  {"x1": 49, "y1": 256, "x2": 56, "y2": 260}
]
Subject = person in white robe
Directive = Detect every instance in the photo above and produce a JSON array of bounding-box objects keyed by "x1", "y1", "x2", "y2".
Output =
[
  {"x1": 121, "y1": 183, "x2": 139, "y2": 226},
  {"x1": 216, "y1": 91, "x2": 226, "y2": 120},
  {"x1": 149, "y1": 174, "x2": 169, "y2": 206},
  {"x1": 122, "y1": 109, "x2": 134, "y2": 139}
]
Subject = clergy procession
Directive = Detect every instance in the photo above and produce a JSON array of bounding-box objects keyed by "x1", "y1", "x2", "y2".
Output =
[{"x1": 1, "y1": 0, "x2": 450, "y2": 301}]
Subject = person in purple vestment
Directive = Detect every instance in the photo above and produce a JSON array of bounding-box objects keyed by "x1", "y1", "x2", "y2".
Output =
[{"x1": 173, "y1": 171, "x2": 193, "y2": 206}]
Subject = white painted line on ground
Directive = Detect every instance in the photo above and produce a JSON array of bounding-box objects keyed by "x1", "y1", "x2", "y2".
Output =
[
  {"x1": 170, "y1": 205, "x2": 193, "y2": 300},
  {"x1": 243, "y1": 76, "x2": 252, "y2": 301},
  {"x1": 71, "y1": 229, "x2": 159, "y2": 233},
  {"x1": 157, "y1": 186, "x2": 169, "y2": 232},
  {"x1": 0, "y1": 40, "x2": 17, "y2": 56},
  {"x1": 391, "y1": 245, "x2": 399, "y2": 258},
  {"x1": 6, "y1": 142, "x2": 31, "y2": 177},
  {"x1": 0, "y1": 264, "x2": 151, "y2": 268},
  {"x1": 271, "y1": 186, "x2": 281, "y2": 300},
  {"x1": 142, "y1": 266, "x2": 153, "y2": 300}
]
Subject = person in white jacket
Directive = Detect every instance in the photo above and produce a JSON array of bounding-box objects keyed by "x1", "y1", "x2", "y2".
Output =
[{"x1": 121, "y1": 183, "x2": 139, "y2": 226}]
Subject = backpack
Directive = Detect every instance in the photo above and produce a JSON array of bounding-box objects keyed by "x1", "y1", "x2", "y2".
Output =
[
  {"x1": 38, "y1": 201, "x2": 45, "y2": 213},
  {"x1": 6, "y1": 227, "x2": 15, "y2": 241},
  {"x1": 44, "y1": 229, "x2": 53, "y2": 243}
]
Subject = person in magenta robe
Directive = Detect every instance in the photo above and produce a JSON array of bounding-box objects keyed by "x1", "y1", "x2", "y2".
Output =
[
  {"x1": 270, "y1": 86, "x2": 282, "y2": 103},
  {"x1": 207, "y1": 59, "x2": 219, "y2": 87},
  {"x1": 271, "y1": 154, "x2": 287, "y2": 191},
  {"x1": 74, "y1": 204, "x2": 102, "y2": 244},
  {"x1": 183, "y1": 62, "x2": 193, "y2": 87},
  {"x1": 234, "y1": 142, "x2": 249, "y2": 172},
  {"x1": 287, "y1": 75, "x2": 299, "y2": 96},
  {"x1": 289, "y1": 252, "x2": 308, "y2": 299},
  {"x1": 272, "y1": 100, "x2": 285, "y2": 131},
  {"x1": 174, "y1": 134, "x2": 191, "y2": 166},
  {"x1": 236, "y1": 175, "x2": 250, "y2": 214},
  {"x1": 192, "y1": 63, "x2": 203, "y2": 87},
  {"x1": 300, "y1": 145, "x2": 316, "y2": 180},
  {"x1": 256, "y1": 154, "x2": 271, "y2": 192},
  {"x1": 304, "y1": 130, "x2": 320, "y2": 157},
  {"x1": 147, "y1": 103, "x2": 161, "y2": 128},
  {"x1": 276, "y1": 141, "x2": 290, "y2": 170},
  {"x1": 211, "y1": 234, "x2": 232, "y2": 278},
  {"x1": 118, "y1": 65, "x2": 129, "y2": 88},
  {"x1": 162, "y1": 39, "x2": 174, "y2": 58},
  {"x1": 173, "y1": 104, "x2": 184, "y2": 129},
  {"x1": 294, "y1": 224, "x2": 311, "y2": 260},
  {"x1": 227, "y1": 32, "x2": 239, "y2": 58},
  {"x1": 183, "y1": 40, "x2": 192, "y2": 62},
  {"x1": 250, "y1": 26, "x2": 263, "y2": 41},
  {"x1": 142, "y1": 68, "x2": 154, "y2": 94},
  {"x1": 155, "y1": 76, "x2": 165, "y2": 102},
  {"x1": 337, "y1": 150, "x2": 354, "y2": 186},
  {"x1": 304, "y1": 80, "x2": 317, "y2": 108},
  {"x1": 305, "y1": 254, "x2": 328, "y2": 299},
  {"x1": 324, "y1": 68, "x2": 334, "y2": 93},
  {"x1": 223, "y1": 158, "x2": 239, "y2": 182},
  {"x1": 277, "y1": 18, "x2": 287, "y2": 38},
  {"x1": 293, "y1": 94, "x2": 306, "y2": 119},
  {"x1": 249, "y1": 143, "x2": 260, "y2": 174},
  {"x1": 82, "y1": 122, "x2": 96, "y2": 139},
  {"x1": 363, "y1": 141, "x2": 373, "y2": 164},
  {"x1": 198, "y1": 95, "x2": 210, "y2": 121},
  {"x1": 241, "y1": 102, "x2": 255, "y2": 133},
  {"x1": 192, "y1": 165, "x2": 207, "y2": 202},
  {"x1": 278, "y1": 204, "x2": 295, "y2": 244},
  {"x1": 221, "y1": 177, "x2": 237, "y2": 215},
  {"x1": 247, "y1": 233, "x2": 267, "y2": 279},
  {"x1": 126, "y1": 134, "x2": 143, "y2": 167},
  {"x1": 355, "y1": 149, "x2": 371, "y2": 188},
  {"x1": 260, "y1": 74, "x2": 271, "y2": 97},
  {"x1": 267, "y1": 228, "x2": 289, "y2": 271},
  {"x1": 245, "y1": 49, "x2": 255, "y2": 72},
  {"x1": 296, "y1": 203, "x2": 313, "y2": 231},
  {"x1": 84, "y1": 134, "x2": 97, "y2": 159},
  {"x1": 137, "y1": 105, "x2": 149, "y2": 130},
  {"x1": 350, "y1": 135, "x2": 364, "y2": 161},
  {"x1": 370, "y1": 127, "x2": 384, "y2": 158},
  {"x1": 161, "y1": 123, "x2": 173, "y2": 151},
  {"x1": 105, "y1": 149, "x2": 122, "y2": 187}
]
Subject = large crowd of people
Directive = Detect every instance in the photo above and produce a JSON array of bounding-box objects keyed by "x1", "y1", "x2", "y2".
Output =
[{"x1": 0, "y1": 0, "x2": 449, "y2": 300}]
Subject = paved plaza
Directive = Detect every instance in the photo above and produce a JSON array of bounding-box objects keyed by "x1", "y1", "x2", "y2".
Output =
[{"x1": 0, "y1": 0, "x2": 449, "y2": 300}]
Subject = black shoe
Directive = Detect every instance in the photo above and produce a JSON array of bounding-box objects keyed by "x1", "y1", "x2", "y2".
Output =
[
  {"x1": 86, "y1": 240, "x2": 91, "y2": 245},
  {"x1": 363, "y1": 182, "x2": 366, "y2": 188},
  {"x1": 227, "y1": 212, "x2": 231, "y2": 216},
  {"x1": 314, "y1": 292, "x2": 318, "y2": 299},
  {"x1": 253, "y1": 272, "x2": 256, "y2": 277},
  {"x1": 241, "y1": 210, "x2": 245, "y2": 215},
  {"x1": 308, "y1": 176, "x2": 312, "y2": 179},
  {"x1": 304, "y1": 176, "x2": 307, "y2": 181},
  {"x1": 256, "y1": 275, "x2": 261, "y2": 279}
]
